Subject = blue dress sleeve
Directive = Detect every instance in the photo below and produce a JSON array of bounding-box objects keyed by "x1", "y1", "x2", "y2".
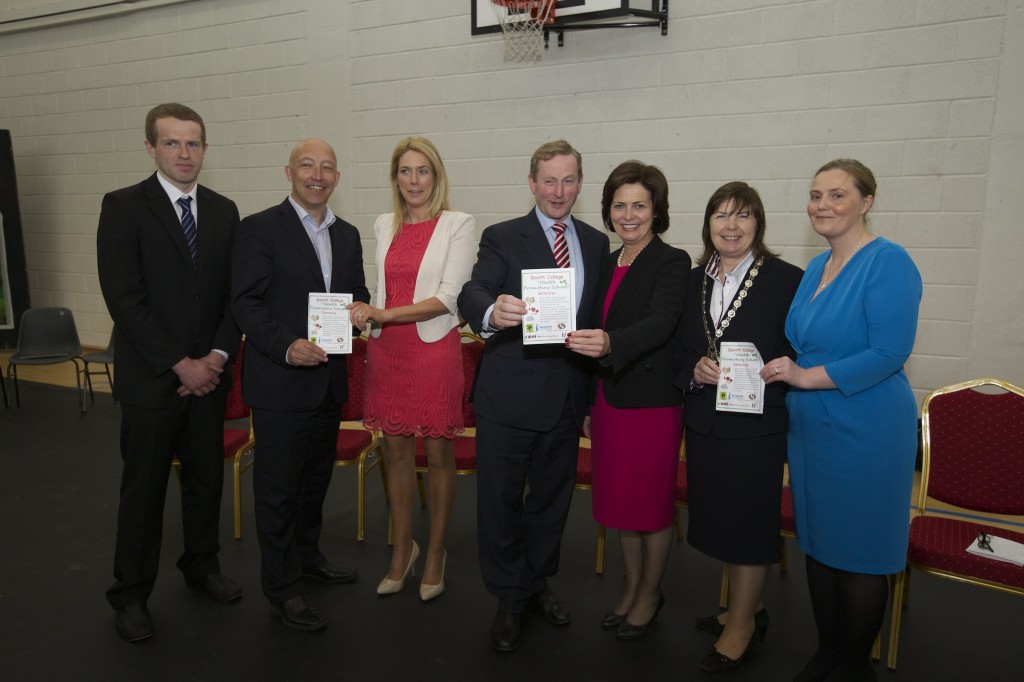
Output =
[{"x1": 825, "y1": 243, "x2": 922, "y2": 397}]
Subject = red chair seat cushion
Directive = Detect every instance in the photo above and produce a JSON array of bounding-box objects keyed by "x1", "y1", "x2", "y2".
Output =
[
  {"x1": 907, "y1": 515, "x2": 1024, "y2": 590},
  {"x1": 575, "y1": 446, "x2": 593, "y2": 486},
  {"x1": 336, "y1": 428, "x2": 373, "y2": 463},
  {"x1": 674, "y1": 461, "x2": 688, "y2": 505},
  {"x1": 413, "y1": 435, "x2": 477, "y2": 471},
  {"x1": 780, "y1": 486, "x2": 795, "y2": 535},
  {"x1": 223, "y1": 428, "x2": 250, "y2": 460}
]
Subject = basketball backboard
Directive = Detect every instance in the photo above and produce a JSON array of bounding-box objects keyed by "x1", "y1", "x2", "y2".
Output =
[{"x1": 471, "y1": 0, "x2": 653, "y2": 35}]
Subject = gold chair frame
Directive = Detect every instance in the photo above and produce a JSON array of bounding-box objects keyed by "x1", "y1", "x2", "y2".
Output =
[{"x1": 887, "y1": 377, "x2": 1024, "y2": 670}]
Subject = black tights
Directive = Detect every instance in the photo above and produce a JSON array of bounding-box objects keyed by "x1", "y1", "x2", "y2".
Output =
[{"x1": 795, "y1": 555, "x2": 888, "y2": 682}]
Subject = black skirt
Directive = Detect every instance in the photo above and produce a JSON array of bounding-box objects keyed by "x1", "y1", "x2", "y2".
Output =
[{"x1": 685, "y1": 429, "x2": 786, "y2": 565}]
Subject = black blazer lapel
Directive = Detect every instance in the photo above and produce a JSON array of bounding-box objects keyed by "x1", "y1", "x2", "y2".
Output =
[
  {"x1": 606, "y1": 236, "x2": 665, "y2": 321},
  {"x1": 570, "y1": 217, "x2": 606, "y2": 328},
  {"x1": 144, "y1": 174, "x2": 195, "y2": 274},
  {"x1": 194, "y1": 185, "x2": 221, "y2": 282},
  {"x1": 517, "y1": 211, "x2": 558, "y2": 269},
  {"x1": 278, "y1": 199, "x2": 328, "y2": 292}
]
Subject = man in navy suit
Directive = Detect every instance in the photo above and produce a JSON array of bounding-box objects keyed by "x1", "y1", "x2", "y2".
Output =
[
  {"x1": 97, "y1": 103, "x2": 243, "y2": 642},
  {"x1": 458, "y1": 140, "x2": 609, "y2": 652},
  {"x1": 231, "y1": 138, "x2": 369, "y2": 632}
]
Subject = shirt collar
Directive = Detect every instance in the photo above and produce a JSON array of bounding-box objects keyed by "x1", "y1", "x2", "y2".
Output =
[
  {"x1": 534, "y1": 206, "x2": 574, "y2": 234},
  {"x1": 705, "y1": 250, "x2": 755, "y2": 280},
  {"x1": 287, "y1": 195, "x2": 336, "y2": 230},
  {"x1": 155, "y1": 171, "x2": 197, "y2": 205}
]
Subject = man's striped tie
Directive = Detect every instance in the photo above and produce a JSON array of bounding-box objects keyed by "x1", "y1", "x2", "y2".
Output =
[
  {"x1": 552, "y1": 222, "x2": 570, "y2": 268},
  {"x1": 177, "y1": 195, "x2": 197, "y2": 268}
]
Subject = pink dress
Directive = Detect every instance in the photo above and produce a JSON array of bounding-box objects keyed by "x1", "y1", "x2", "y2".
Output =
[
  {"x1": 364, "y1": 217, "x2": 463, "y2": 439},
  {"x1": 591, "y1": 266, "x2": 683, "y2": 531}
]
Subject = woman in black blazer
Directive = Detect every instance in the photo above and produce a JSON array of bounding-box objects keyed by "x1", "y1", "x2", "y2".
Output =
[
  {"x1": 568, "y1": 161, "x2": 690, "y2": 641},
  {"x1": 676, "y1": 182, "x2": 803, "y2": 672}
]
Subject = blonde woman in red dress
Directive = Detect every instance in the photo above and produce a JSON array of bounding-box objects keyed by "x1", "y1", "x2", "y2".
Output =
[{"x1": 349, "y1": 137, "x2": 476, "y2": 601}]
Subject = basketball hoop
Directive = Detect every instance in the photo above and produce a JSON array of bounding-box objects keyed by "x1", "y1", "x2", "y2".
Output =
[{"x1": 490, "y1": 0, "x2": 556, "y2": 63}]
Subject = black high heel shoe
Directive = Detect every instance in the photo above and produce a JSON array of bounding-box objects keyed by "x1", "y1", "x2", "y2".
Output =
[
  {"x1": 699, "y1": 624, "x2": 759, "y2": 674},
  {"x1": 615, "y1": 594, "x2": 665, "y2": 641},
  {"x1": 699, "y1": 637, "x2": 755, "y2": 673},
  {"x1": 694, "y1": 607, "x2": 769, "y2": 641},
  {"x1": 600, "y1": 612, "x2": 625, "y2": 630},
  {"x1": 598, "y1": 610, "x2": 622, "y2": 626}
]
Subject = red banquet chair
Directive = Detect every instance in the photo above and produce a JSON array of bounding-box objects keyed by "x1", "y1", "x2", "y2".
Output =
[
  {"x1": 411, "y1": 331, "x2": 483, "y2": 473},
  {"x1": 173, "y1": 339, "x2": 255, "y2": 540},
  {"x1": 586, "y1": 438, "x2": 687, "y2": 576},
  {"x1": 334, "y1": 336, "x2": 385, "y2": 541},
  {"x1": 887, "y1": 378, "x2": 1024, "y2": 670},
  {"x1": 574, "y1": 437, "x2": 607, "y2": 574},
  {"x1": 716, "y1": 484, "x2": 793, "y2": 610},
  {"x1": 395, "y1": 333, "x2": 483, "y2": 542}
]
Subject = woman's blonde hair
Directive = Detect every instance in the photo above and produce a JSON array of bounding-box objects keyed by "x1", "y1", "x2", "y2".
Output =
[{"x1": 389, "y1": 136, "x2": 451, "y2": 234}]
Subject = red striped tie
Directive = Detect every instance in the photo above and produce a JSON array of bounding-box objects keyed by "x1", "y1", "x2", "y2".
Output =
[{"x1": 552, "y1": 222, "x2": 570, "y2": 268}]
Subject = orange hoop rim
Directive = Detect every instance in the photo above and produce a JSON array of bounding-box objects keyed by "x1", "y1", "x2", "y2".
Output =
[
  {"x1": 490, "y1": 0, "x2": 553, "y2": 9},
  {"x1": 491, "y1": 0, "x2": 556, "y2": 24}
]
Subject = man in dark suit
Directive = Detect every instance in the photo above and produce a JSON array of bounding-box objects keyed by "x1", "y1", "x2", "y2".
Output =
[
  {"x1": 97, "y1": 103, "x2": 243, "y2": 643},
  {"x1": 458, "y1": 140, "x2": 610, "y2": 652},
  {"x1": 231, "y1": 138, "x2": 369, "y2": 632}
]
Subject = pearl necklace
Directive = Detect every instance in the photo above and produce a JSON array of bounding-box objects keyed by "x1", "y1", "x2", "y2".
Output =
[
  {"x1": 616, "y1": 239, "x2": 651, "y2": 267},
  {"x1": 819, "y1": 232, "x2": 868, "y2": 291}
]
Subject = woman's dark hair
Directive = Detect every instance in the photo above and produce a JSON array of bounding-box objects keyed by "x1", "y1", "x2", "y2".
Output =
[
  {"x1": 696, "y1": 181, "x2": 778, "y2": 266},
  {"x1": 600, "y1": 160, "x2": 670, "y2": 235}
]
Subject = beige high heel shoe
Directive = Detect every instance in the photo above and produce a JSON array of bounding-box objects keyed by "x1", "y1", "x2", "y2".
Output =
[
  {"x1": 377, "y1": 540, "x2": 419, "y2": 595},
  {"x1": 419, "y1": 550, "x2": 447, "y2": 602}
]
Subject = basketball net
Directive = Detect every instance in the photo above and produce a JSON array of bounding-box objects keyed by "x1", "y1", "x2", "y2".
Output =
[{"x1": 491, "y1": 0, "x2": 556, "y2": 63}]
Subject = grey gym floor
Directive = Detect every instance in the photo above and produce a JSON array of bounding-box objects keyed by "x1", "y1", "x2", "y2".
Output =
[{"x1": 2, "y1": 381, "x2": 1021, "y2": 681}]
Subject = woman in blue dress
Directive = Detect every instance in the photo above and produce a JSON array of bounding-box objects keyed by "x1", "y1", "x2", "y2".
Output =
[{"x1": 761, "y1": 159, "x2": 921, "y2": 682}]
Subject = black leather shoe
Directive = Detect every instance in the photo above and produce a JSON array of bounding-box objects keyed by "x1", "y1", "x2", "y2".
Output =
[
  {"x1": 695, "y1": 607, "x2": 769, "y2": 641},
  {"x1": 530, "y1": 588, "x2": 570, "y2": 626},
  {"x1": 615, "y1": 594, "x2": 665, "y2": 641},
  {"x1": 190, "y1": 572, "x2": 242, "y2": 602},
  {"x1": 600, "y1": 612, "x2": 625, "y2": 630},
  {"x1": 303, "y1": 559, "x2": 358, "y2": 584},
  {"x1": 491, "y1": 610, "x2": 522, "y2": 652},
  {"x1": 699, "y1": 640, "x2": 753, "y2": 673},
  {"x1": 115, "y1": 603, "x2": 153, "y2": 642},
  {"x1": 270, "y1": 595, "x2": 327, "y2": 632}
]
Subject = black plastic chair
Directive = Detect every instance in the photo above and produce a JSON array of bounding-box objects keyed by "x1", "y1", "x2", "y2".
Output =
[
  {"x1": 7, "y1": 307, "x2": 87, "y2": 413},
  {"x1": 83, "y1": 329, "x2": 115, "y2": 402}
]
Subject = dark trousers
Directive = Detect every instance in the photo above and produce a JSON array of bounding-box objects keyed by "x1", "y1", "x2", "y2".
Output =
[
  {"x1": 251, "y1": 392, "x2": 340, "y2": 604},
  {"x1": 106, "y1": 390, "x2": 227, "y2": 609},
  {"x1": 475, "y1": 399, "x2": 579, "y2": 613}
]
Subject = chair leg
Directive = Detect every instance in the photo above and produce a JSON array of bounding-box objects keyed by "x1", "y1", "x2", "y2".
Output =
[
  {"x1": 233, "y1": 453, "x2": 244, "y2": 541},
  {"x1": 105, "y1": 365, "x2": 116, "y2": 401},
  {"x1": 719, "y1": 563, "x2": 730, "y2": 609},
  {"x1": 72, "y1": 358, "x2": 86, "y2": 413},
  {"x1": 416, "y1": 471, "x2": 426, "y2": 508},
  {"x1": 779, "y1": 536, "x2": 788, "y2": 573},
  {"x1": 595, "y1": 524, "x2": 606, "y2": 575},
  {"x1": 357, "y1": 444, "x2": 382, "y2": 543},
  {"x1": 357, "y1": 456, "x2": 366, "y2": 541},
  {"x1": 673, "y1": 505, "x2": 684, "y2": 540},
  {"x1": 902, "y1": 568, "x2": 910, "y2": 607},
  {"x1": 887, "y1": 568, "x2": 908, "y2": 670},
  {"x1": 10, "y1": 366, "x2": 21, "y2": 407},
  {"x1": 84, "y1": 361, "x2": 96, "y2": 403},
  {"x1": 1, "y1": 372, "x2": 8, "y2": 410}
]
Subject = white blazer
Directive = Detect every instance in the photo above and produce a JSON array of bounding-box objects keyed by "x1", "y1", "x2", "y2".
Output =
[{"x1": 370, "y1": 210, "x2": 477, "y2": 343}]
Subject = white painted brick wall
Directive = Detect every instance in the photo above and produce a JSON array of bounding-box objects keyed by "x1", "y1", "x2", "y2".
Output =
[{"x1": 0, "y1": 0, "x2": 1021, "y2": 395}]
